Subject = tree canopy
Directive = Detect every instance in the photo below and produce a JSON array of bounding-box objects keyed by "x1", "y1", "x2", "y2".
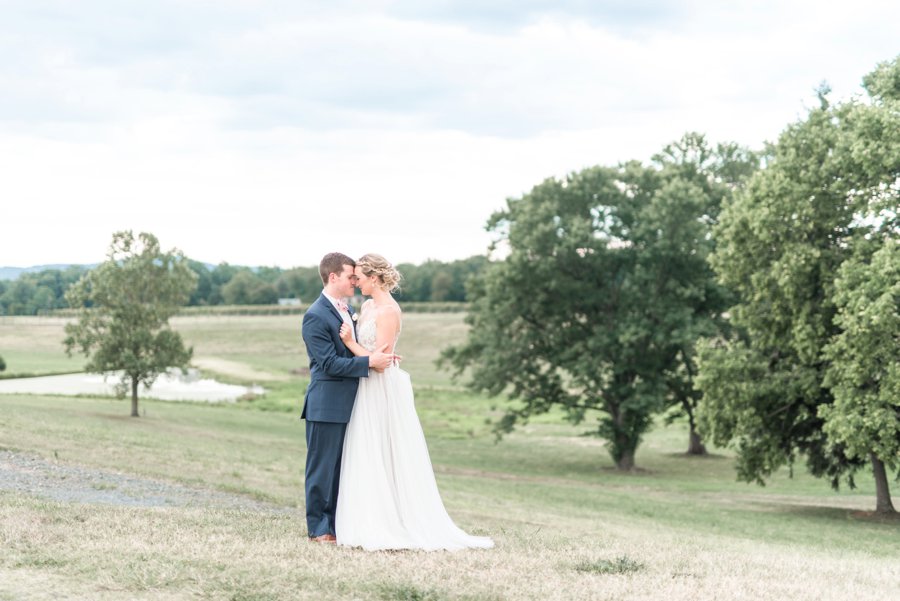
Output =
[
  {"x1": 443, "y1": 133, "x2": 756, "y2": 470},
  {"x1": 64, "y1": 231, "x2": 197, "y2": 417},
  {"x1": 696, "y1": 57, "x2": 899, "y2": 514},
  {"x1": 820, "y1": 239, "x2": 899, "y2": 513}
]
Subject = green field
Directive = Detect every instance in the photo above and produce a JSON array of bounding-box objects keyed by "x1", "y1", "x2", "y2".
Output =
[{"x1": 0, "y1": 315, "x2": 897, "y2": 600}]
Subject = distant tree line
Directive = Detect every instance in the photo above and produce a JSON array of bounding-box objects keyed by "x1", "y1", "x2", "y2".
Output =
[
  {"x1": 0, "y1": 257, "x2": 487, "y2": 315},
  {"x1": 184, "y1": 256, "x2": 487, "y2": 306},
  {"x1": 394, "y1": 257, "x2": 489, "y2": 302},
  {"x1": 0, "y1": 266, "x2": 89, "y2": 316}
]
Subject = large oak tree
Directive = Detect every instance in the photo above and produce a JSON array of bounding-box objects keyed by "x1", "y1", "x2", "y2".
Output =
[
  {"x1": 696, "y1": 57, "x2": 899, "y2": 514},
  {"x1": 443, "y1": 134, "x2": 754, "y2": 469}
]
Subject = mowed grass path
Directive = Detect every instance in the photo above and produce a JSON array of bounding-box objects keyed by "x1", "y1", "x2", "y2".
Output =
[{"x1": 0, "y1": 315, "x2": 898, "y2": 600}]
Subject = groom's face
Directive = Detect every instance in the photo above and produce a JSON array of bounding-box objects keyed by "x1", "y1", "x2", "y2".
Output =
[{"x1": 334, "y1": 264, "x2": 358, "y2": 297}]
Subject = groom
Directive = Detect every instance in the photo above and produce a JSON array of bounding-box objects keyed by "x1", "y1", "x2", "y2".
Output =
[{"x1": 301, "y1": 252, "x2": 394, "y2": 543}]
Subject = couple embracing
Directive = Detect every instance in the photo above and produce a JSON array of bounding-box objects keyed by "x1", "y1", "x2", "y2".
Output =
[{"x1": 301, "y1": 252, "x2": 494, "y2": 551}]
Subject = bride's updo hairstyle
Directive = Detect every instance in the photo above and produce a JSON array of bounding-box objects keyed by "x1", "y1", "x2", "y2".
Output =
[{"x1": 357, "y1": 253, "x2": 402, "y2": 293}]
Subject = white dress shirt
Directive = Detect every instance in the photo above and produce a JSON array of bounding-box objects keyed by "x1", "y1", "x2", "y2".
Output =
[{"x1": 322, "y1": 290, "x2": 356, "y2": 341}]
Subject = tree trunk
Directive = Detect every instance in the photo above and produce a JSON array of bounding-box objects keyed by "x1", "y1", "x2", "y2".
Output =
[
  {"x1": 687, "y1": 428, "x2": 708, "y2": 455},
  {"x1": 616, "y1": 449, "x2": 635, "y2": 471},
  {"x1": 609, "y1": 400, "x2": 637, "y2": 471},
  {"x1": 871, "y1": 453, "x2": 896, "y2": 515},
  {"x1": 131, "y1": 377, "x2": 140, "y2": 417},
  {"x1": 683, "y1": 399, "x2": 707, "y2": 455}
]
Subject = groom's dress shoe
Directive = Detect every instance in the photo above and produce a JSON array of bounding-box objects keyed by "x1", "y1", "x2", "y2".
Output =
[{"x1": 311, "y1": 534, "x2": 337, "y2": 544}]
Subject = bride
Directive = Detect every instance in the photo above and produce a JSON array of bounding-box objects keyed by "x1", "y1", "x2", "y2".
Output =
[{"x1": 335, "y1": 253, "x2": 494, "y2": 551}]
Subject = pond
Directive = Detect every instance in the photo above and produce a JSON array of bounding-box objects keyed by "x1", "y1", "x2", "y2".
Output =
[{"x1": 0, "y1": 369, "x2": 263, "y2": 402}]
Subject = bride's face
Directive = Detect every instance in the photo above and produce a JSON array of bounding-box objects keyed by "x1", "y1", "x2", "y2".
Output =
[{"x1": 355, "y1": 266, "x2": 378, "y2": 296}]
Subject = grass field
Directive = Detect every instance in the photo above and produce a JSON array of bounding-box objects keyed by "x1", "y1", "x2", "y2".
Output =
[{"x1": 0, "y1": 315, "x2": 897, "y2": 600}]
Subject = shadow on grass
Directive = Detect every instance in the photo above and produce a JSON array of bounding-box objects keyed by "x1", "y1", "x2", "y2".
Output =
[
  {"x1": 848, "y1": 510, "x2": 900, "y2": 524},
  {"x1": 752, "y1": 501, "x2": 900, "y2": 525},
  {"x1": 662, "y1": 452, "x2": 729, "y2": 460},
  {"x1": 596, "y1": 454, "x2": 728, "y2": 476}
]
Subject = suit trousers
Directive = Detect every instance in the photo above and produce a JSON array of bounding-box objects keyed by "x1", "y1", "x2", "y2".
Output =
[{"x1": 304, "y1": 420, "x2": 348, "y2": 537}]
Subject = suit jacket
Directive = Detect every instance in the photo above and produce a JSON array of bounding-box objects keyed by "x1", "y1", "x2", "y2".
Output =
[{"x1": 300, "y1": 293, "x2": 370, "y2": 423}]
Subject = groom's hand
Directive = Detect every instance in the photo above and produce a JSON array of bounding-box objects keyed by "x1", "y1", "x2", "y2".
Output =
[{"x1": 369, "y1": 344, "x2": 394, "y2": 372}]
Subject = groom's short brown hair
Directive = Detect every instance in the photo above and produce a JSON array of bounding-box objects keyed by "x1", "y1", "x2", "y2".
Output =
[{"x1": 319, "y1": 252, "x2": 356, "y2": 285}]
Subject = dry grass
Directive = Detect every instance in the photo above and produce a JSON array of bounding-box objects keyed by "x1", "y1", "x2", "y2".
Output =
[
  {"x1": 1, "y1": 315, "x2": 898, "y2": 600},
  {"x1": 0, "y1": 316, "x2": 80, "y2": 375},
  {"x1": 0, "y1": 313, "x2": 468, "y2": 387},
  {"x1": 1, "y1": 490, "x2": 897, "y2": 601},
  {"x1": 1, "y1": 395, "x2": 897, "y2": 600},
  {"x1": 191, "y1": 357, "x2": 289, "y2": 382}
]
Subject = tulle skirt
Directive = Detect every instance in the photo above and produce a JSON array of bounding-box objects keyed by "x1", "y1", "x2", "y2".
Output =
[{"x1": 336, "y1": 367, "x2": 494, "y2": 551}]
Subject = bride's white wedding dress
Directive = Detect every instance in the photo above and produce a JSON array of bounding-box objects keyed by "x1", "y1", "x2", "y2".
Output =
[{"x1": 336, "y1": 305, "x2": 494, "y2": 551}]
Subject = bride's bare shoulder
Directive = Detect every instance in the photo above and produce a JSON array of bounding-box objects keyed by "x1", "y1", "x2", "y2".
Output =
[
  {"x1": 374, "y1": 302, "x2": 401, "y2": 316},
  {"x1": 382, "y1": 301, "x2": 401, "y2": 320},
  {"x1": 373, "y1": 301, "x2": 402, "y2": 327}
]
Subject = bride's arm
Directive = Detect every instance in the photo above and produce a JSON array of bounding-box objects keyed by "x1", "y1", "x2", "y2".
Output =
[
  {"x1": 338, "y1": 323, "x2": 370, "y2": 357},
  {"x1": 338, "y1": 322, "x2": 395, "y2": 372}
]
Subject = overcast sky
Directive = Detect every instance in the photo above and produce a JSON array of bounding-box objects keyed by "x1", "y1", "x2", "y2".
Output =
[{"x1": 2, "y1": 1, "x2": 897, "y2": 268}]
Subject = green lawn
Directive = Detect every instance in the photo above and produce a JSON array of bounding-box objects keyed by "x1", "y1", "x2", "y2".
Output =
[
  {"x1": 0, "y1": 315, "x2": 897, "y2": 600},
  {"x1": 0, "y1": 317, "x2": 82, "y2": 376}
]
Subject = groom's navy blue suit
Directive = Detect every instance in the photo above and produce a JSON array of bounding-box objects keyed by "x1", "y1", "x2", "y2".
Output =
[{"x1": 301, "y1": 293, "x2": 369, "y2": 538}]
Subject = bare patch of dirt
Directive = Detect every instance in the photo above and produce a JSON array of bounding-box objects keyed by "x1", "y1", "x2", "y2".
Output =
[{"x1": 0, "y1": 450, "x2": 294, "y2": 513}]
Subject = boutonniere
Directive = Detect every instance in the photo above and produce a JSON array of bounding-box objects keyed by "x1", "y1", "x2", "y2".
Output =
[{"x1": 351, "y1": 313, "x2": 359, "y2": 322}]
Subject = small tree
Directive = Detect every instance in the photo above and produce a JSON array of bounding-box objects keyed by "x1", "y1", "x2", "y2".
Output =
[
  {"x1": 64, "y1": 231, "x2": 197, "y2": 417},
  {"x1": 0, "y1": 354, "x2": 6, "y2": 372}
]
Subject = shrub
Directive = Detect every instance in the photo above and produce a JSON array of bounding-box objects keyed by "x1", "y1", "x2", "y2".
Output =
[{"x1": 574, "y1": 555, "x2": 644, "y2": 575}]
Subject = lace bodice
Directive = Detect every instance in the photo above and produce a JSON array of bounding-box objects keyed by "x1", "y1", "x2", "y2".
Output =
[
  {"x1": 357, "y1": 317, "x2": 379, "y2": 352},
  {"x1": 356, "y1": 301, "x2": 400, "y2": 353}
]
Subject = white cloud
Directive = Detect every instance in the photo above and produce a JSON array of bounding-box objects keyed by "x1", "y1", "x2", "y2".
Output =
[{"x1": 1, "y1": 1, "x2": 898, "y2": 267}]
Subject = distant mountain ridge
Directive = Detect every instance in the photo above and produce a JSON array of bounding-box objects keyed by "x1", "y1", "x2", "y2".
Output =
[
  {"x1": 0, "y1": 262, "x2": 224, "y2": 281},
  {"x1": 0, "y1": 265, "x2": 94, "y2": 281}
]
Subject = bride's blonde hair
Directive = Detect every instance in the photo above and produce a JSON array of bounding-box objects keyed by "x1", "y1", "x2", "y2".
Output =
[{"x1": 357, "y1": 253, "x2": 402, "y2": 292}]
